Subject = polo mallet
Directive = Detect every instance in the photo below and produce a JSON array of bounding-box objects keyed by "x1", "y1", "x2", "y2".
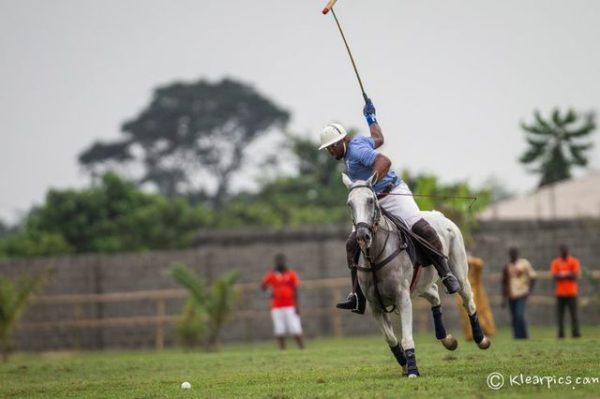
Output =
[{"x1": 322, "y1": 0, "x2": 369, "y2": 104}]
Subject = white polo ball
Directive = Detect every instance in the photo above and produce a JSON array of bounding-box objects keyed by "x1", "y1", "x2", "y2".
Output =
[{"x1": 181, "y1": 381, "x2": 191, "y2": 389}]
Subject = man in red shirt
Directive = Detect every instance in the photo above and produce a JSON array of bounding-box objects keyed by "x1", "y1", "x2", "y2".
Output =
[
  {"x1": 261, "y1": 253, "x2": 304, "y2": 350},
  {"x1": 550, "y1": 244, "x2": 582, "y2": 338}
]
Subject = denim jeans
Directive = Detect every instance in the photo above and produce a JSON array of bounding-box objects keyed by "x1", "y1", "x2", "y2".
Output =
[{"x1": 509, "y1": 296, "x2": 528, "y2": 339}]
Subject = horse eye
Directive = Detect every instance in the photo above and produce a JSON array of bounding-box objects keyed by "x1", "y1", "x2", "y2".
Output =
[{"x1": 367, "y1": 198, "x2": 374, "y2": 204}]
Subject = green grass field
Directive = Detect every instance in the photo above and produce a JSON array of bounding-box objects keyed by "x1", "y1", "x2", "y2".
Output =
[{"x1": 1, "y1": 327, "x2": 598, "y2": 399}]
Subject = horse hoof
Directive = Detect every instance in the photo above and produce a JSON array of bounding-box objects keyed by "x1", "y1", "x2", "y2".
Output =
[
  {"x1": 441, "y1": 334, "x2": 458, "y2": 351},
  {"x1": 477, "y1": 336, "x2": 491, "y2": 350},
  {"x1": 407, "y1": 368, "x2": 420, "y2": 378}
]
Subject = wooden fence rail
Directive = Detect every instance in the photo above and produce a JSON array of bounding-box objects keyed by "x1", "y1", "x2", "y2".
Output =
[{"x1": 18, "y1": 272, "x2": 600, "y2": 350}]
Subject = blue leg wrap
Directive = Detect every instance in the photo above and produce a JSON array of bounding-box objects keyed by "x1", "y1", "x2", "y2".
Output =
[
  {"x1": 405, "y1": 348, "x2": 420, "y2": 376},
  {"x1": 469, "y1": 311, "x2": 484, "y2": 344},
  {"x1": 431, "y1": 305, "x2": 447, "y2": 340},
  {"x1": 389, "y1": 344, "x2": 406, "y2": 367}
]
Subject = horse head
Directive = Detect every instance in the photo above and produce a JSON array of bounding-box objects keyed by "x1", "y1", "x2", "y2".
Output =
[{"x1": 342, "y1": 173, "x2": 381, "y2": 250}]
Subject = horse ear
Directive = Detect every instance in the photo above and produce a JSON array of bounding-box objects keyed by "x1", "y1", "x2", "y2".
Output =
[
  {"x1": 367, "y1": 172, "x2": 378, "y2": 187},
  {"x1": 342, "y1": 173, "x2": 353, "y2": 189}
]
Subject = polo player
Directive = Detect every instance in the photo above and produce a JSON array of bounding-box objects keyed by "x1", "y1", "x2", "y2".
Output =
[{"x1": 319, "y1": 98, "x2": 460, "y2": 314}]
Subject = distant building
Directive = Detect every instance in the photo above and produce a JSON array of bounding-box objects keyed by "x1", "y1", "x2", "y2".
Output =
[{"x1": 479, "y1": 172, "x2": 600, "y2": 221}]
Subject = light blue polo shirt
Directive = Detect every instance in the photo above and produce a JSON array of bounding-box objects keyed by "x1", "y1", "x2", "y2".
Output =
[{"x1": 344, "y1": 136, "x2": 400, "y2": 193}]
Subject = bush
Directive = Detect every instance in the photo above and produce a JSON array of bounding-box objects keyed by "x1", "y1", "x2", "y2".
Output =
[
  {"x1": 0, "y1": 269, "x2": 51, "y2": 361},
  {"x1": 171, "y1": 263, "x2": 240, "y2": 351}
]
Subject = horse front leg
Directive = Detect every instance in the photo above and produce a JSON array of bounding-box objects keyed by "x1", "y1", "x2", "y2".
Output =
[
  {"x1": 398, "y1": 290, "x2": 419, "y2": 377},
  {"x1": 372, "y1": 308, "x2": 407, "y2": 376},
  {"x1": 458, "y1": 278, "x2": 491, "y2": 350}
]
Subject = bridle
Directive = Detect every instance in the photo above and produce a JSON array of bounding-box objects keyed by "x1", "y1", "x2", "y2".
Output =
[{"x1": 348, "y1": 183, "x2": 381, "y2": 236}]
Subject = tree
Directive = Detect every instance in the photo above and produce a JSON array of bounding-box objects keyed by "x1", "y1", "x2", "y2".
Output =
[
  {"x1": 79, "y1": 78, "x2": 290, "y2": 208},
  {"x1": 0, "y1": 220, "x2": 8, "y2": 237},
  {"x1": 215, "y1": 133, "x2": 348, "y2": 227},
  {"x1": 0, "y1": 172, "x2": 212, "y2": 259},
  {"x1": 171, "y1": 263, "x2": 239, "y2": 351},
  {"x1": 519, "y1": 109, "x2": 595, "y2": 187},
  {"x1": 0, "y1": 269, "x2": 50, "y2": 361},
  {"x1": 401, "y1": 171, "x2": 491, "y2": 246},
  {"x1": 217, "y1": 133, "x2": 492, "y2": 230},
  {"x1": 0, "y1": 231, "x2": 73, "y2": 260}
]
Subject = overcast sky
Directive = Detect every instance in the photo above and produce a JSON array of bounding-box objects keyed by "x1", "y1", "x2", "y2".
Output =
[{"x1": 1, "y1": 0, "x2": 599, "y2": 222}]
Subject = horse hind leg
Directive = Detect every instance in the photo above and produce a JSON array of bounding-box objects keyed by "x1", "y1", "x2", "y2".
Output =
[
  {"x1": 458, "y1": 278, "x2": 491, "y2": 350},
  {"x1": 420, "y1": 285, "x2": 457, "y2": 351},
  {"x1": 447, "y1": 221, "x2": 490, "y2": 350}
]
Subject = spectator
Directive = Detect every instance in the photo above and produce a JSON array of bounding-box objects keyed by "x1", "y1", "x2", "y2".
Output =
[
  {"x1": 502, "y1": 247, "x2": 536, "y2": 339},
  {"x1": 261, "y1": 254, "x2": 305, "y2": 350},
  {"x1": 550, "y1": 244, "x2": 582, "y2": 339}
]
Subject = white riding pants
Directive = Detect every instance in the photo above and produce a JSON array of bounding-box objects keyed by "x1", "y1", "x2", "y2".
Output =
[{"x1": 378, "y1": 182, "x2": 422, "y2": 228}]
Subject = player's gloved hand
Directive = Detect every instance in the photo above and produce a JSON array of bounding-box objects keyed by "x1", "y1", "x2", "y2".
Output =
[
  {"x1": 363, "y1": 98, "x2": 376, "y2": 117},
  {"x1": 363, "y1": 98, "x2": 377, "y2": 125}
]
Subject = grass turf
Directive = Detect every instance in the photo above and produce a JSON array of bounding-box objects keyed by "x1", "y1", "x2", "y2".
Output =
[{"x1": 1, "y1": 327, "x2": 598, "y2": 398}]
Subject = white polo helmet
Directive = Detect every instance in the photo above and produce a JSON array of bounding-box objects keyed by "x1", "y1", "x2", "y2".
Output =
[{"x1": 319, "y1": 123, "x2": 348, "y2": 150}]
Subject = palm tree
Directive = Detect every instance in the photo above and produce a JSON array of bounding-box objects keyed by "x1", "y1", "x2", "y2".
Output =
[
  {"x1": 0, "y1": 270, "x2": 50, "y2": 361},
  {"x1": 171, "y1": 263, "x2": 239, "y2": 350},
  {"x1": 519, "y1": 109, "x2": 595, "y2": 187}
]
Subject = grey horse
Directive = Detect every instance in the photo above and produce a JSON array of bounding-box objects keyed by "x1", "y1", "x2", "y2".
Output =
[{"x1": 343, "y1": 173, "x2": 490, "y2": 377}]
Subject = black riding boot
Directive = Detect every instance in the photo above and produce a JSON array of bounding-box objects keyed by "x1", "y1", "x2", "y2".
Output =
[
  {"x1": 336, "y1": 267, "x2": 366, "y2": 314},
  {"x1": 412, "y1": 218, "x2": 460, "y2": 294},
  {"x1": 336, "y1": 232, "x2": 366, "y2": 314}
]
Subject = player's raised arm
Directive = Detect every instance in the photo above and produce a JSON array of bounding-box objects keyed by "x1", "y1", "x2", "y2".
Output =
[{"x1": 363, "y1": 98, "x2": 383, "y2": 148}]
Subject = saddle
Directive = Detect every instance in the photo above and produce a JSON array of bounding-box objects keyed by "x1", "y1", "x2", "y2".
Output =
[
  {"x1": 353, "y1": 209, "x2": 448, "y2": 312},
  {"x1": 380, "y1": 208, "x2": 442, "y2": 269}
]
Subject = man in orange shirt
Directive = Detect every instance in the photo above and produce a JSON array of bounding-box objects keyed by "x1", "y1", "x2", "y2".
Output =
[
  {"x1": 550, "y1": 244, "x2": 582, "y2": 338},
  {"x1": 261, "y1": 253, "x2": 305, "y2": 350}
]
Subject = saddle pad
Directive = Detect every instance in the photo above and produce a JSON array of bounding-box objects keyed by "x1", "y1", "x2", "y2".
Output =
[{"x1": 380, "y1": 208, "x2": 435, "y2": 268}]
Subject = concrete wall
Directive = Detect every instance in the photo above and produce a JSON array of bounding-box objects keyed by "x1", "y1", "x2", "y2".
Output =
[
  {"x1": 2, "y1": 221, "x2": 599, "y2": 352},
  {"x1": 473, "y1": 218, "x2": 600, "y2": 274}
]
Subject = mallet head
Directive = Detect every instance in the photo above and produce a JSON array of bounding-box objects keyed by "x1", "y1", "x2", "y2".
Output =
[{"x1": 322, "y1": 0, "x2": 338, "y2": 14}]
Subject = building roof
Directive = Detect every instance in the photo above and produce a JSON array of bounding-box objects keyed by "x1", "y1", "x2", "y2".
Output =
[{"x1": 479, "y1": 172, "x2": 600, "y2": 221}]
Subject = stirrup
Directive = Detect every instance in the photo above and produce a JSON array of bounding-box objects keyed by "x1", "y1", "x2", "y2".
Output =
[
  {"x1": 336, "y1": 292, "x2": 365, "y2": 314},
  {"x1": 336, "y1": 292, "x2": 358, "y2": 310}
]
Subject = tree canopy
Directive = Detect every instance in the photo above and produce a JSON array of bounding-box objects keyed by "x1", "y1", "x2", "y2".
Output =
[
  {"x1": 519, "y1": 109, "x2": 595, "y2": 187},
  {"x1": 216, "y1": 134, "x2": 348, "y2": 227},
  {"x1": 79, "y1": 78, "x2": 290, "y2": 208},
  {"x1": 401, "y1": 171, "x2": 491, "y2": 246},
  {"x1": 0, "y1": 173, "x2": 212, "y2": 258}
]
